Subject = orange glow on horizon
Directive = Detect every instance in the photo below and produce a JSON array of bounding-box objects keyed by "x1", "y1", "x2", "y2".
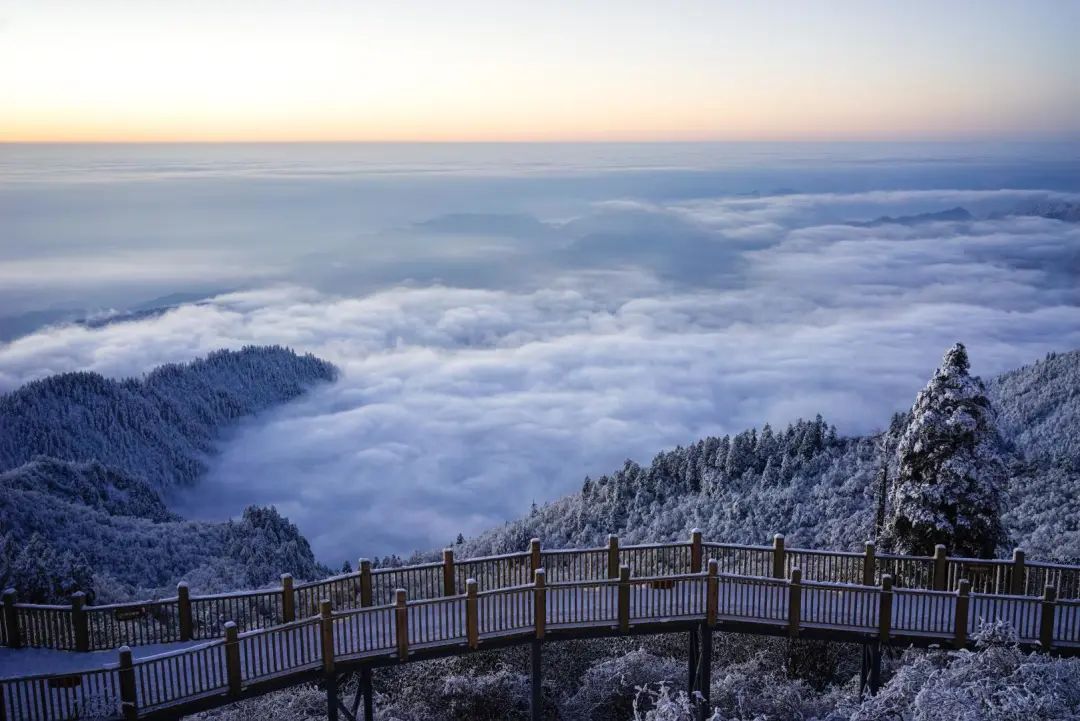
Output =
[{"x1": 1, "y1": 1, "x2": 1076, "y2": 144}]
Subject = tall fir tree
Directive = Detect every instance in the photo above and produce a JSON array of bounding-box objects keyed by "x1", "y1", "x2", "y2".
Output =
[{"x1": 884, "y1": 343, "x2": 1007, "y2": 557}]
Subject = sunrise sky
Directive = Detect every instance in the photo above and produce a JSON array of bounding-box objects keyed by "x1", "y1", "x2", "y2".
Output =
[{"x1": 2, "y1": 0, "x2": 1078, "y2": 143}]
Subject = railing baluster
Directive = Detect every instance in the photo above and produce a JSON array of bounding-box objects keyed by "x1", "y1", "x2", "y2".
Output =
[
  {"x1": 879, "y1": 575, "x2": 893, "y2": 644},
  {"x1": 118, "y1": 645, "x2": 137, "y2": 721},
  {"x1": 772, "y1": 535, "x2": 786, "y2": 579},
  {"x1": 1041, "y1": 585, "x2": 1057, "y2": 650},
  {"x1": 466, "y1": 581, "x2": 478, "y2": 650},
  {"x1": 954, "y1": 580, "x2": 970, "y2": 647}
]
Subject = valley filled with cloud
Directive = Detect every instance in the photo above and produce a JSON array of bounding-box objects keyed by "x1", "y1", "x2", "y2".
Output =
[{"x1": 2, "y1": 156, "x2": 1078, "y2": 561}]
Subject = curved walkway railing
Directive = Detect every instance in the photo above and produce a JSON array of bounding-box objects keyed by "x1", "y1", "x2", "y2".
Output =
[{"x1": 3, "y1": 533, "x2": 1080, "y2": 720}]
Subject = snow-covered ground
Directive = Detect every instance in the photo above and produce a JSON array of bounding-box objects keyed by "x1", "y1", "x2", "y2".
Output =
[{"x1": 0, "y1": 640, "x2": 208, "y2": 679}]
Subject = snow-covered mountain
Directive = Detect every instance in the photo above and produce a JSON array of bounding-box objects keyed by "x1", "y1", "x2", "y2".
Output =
[
  {"x1": 0, "y1": 345, "x2": 336, "y2": 491},
  {"x1": 0, "y1": 346, "x2": 336, "y2": 602},
  {"x1": 454, "y1": 347, "x2": 1080, "y2": 565}
]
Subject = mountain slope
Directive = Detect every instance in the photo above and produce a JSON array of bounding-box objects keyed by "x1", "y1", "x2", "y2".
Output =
[
  {"x1": 989, "y1": 350, "x2": 1080, "y2": 465},
  {"x1": 0, "y1": 346, "x2": 337, "y2": 601},
  {"x1": 0, "y1": 345, "x2": 337, "y2": 491},
  {"x1": 0, "y1": 457, "x2": 177, "y2": 522},
  {"x1": 0, "y1": 486, "x2": 322, "y2": 601},
  {"x1": 459, "y1": 349, "x2": 1080, "y2": 564},
  {"x1": 989, "y1": 350, "x2": 1080, "y2": 561}
]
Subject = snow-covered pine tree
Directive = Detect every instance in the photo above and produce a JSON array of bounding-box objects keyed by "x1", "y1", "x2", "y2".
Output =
[{"x1": 884, "y1": 343, "x2": 1007, "y2": 557}]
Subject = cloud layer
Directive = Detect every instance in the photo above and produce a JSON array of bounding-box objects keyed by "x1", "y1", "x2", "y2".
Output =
[{"x1": 2, "y1": 187, "x2": 1078, "y2": 562}]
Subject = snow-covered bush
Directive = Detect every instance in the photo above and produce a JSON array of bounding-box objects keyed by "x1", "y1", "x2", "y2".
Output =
[
  {"x1": 632, "y1": 683, "x2": 715, "y2": 721},
  {"x1": 439, "y1": 666, "x2": 543, "y2": 720},
  {"x1": 190, "y1": 681, "x2": 330, "y2": 721},
  {"x1": 847, "y1": 622, "x2": 1080, "y2": 721},
  {"x1": 563, "y1": 648, "x2": 685, "y2": 721},
  {"x1": 709, "y1": 652, "x2": 844, "y2": 721}
]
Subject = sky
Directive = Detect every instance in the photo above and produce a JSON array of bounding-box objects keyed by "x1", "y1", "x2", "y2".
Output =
[
  {"x1": 1, "y1": 0, "x2": 1079, "y2": 142},
  {"x1": 1, "y1": 142, "x2": 1079, "y2": 560}
]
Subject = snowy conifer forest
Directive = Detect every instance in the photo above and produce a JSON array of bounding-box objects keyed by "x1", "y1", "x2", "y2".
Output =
[
  {"x1": 3, "y1": 342, "x2": 1080, "y2": 719},
  {"x1": 0, "y1": 346, "x2": 336, "y2": 602},
  {"x1": 453, "y1": 346, "x2": 1080, "y2": 567}
]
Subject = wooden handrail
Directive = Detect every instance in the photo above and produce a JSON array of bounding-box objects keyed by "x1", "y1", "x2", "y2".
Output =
[
  {"x1": 3, "y1": 535, "x2": 1080, "y2": 655},
  {"x1": 3, "y1": 561, "x2": 1079, "y2": 721}
]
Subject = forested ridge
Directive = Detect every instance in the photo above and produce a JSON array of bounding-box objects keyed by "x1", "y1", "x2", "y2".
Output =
[
  {"x1": 0, "y1": 345, "x2": 337, "y2": 490},
  {"x1": 0, "y1": 346, "x2": 336, "y2": 602},
  {"x1": 454, "y1": 348, "x2": 1080, "y2": 566}
]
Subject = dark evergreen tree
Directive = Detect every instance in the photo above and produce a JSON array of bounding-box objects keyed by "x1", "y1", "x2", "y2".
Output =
[{"x1": 884, "y1": 344, "x2": 1007, "y2": 557}]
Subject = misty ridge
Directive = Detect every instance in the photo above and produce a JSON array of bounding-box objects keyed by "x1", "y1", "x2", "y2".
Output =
[
  {"x1": 0, "y1": 346, "x2": 336, "y2": 602},
  {"x1": 0, "y1": 346, "x2": 337, "y2": 490}
]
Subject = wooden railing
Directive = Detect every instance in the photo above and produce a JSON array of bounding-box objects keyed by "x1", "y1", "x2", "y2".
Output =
[
  {"x1": 3, "y1": 533, "x2": 1080, "y2": 721},
  {"x1": 2, "y1": 534, "x2": 1079, "y2": 654}
]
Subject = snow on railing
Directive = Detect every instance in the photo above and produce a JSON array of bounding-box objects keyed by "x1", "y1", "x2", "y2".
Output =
[
  {"x1": 701, "y1": 541, "x2": 774, "y2": 578},
  {"x1": 3, "y1": 559, "x2": 1078, "y2": 721},
  {"x1": 1, "y1": 662, "x2": 122, "y2": 720},
  {"x1": 2, "y1": 534, "x2": 1078, "y2": 658}
]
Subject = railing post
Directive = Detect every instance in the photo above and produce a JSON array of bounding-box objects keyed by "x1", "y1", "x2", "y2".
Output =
[
  {"x1": 224, "y1": 622, "x2": 242, "y2": 695},
  {"x1": 177, "y1": 582, "x2": 193, "y2": 641},
  {"x1": 319, "y1": 599, "x2": 335, "y2": 676},
  {"x1": 359, "y1": 559, "x2": 373, "y2": 607},
  {"x1": 607, "y1": 535, "x2": 620, "y2": 579},
  {"x1": 280, "y1": 574, "x2": 295, "y2": 623},
  {"x1": 954, "y1": 579, "x2": 970, "y2": 648},
  {"x1": 71, "y1": 591, "x2": 90, "y2": 652},
  {"x1": 933, "y1": 545, "x2": 948, "y2": 591},
  {"x1": 118, "y1": 645, "x2": 137, "y2": 720},
  {"x1": 878, "y1": 575, "x2": 893, "y2": 644},
  {"x1": 530, "y1": 638, "x2": 543, "y2": 721},
  {"x1": 465, "y1": 580, "x2": 479, "y2": 650},
  {"x1": 690, "y1": 529, "x2": 703, "y2": 574},
  {"x1": 442, "y1": 549, "x2": 456, "y2": 597},
  {"x1": 618, "y1": 565, "x2": 631, "y2": 632},
  {"x1": 863, "y1": 542, "x2": 876, "y2": 586},
  {"x1": 1, "y1": 589, "x2": 21, "y2": 649},
  {"x1": 696, "y1": 623, "x2": 713, "y2": 721},
  {"x1": 395, "y1": 589, "x2": 409, "y2": 659},
  {"x1": 772, "y1": 534, "x2": 786, "y2": 579},
  {"x1": 687, "y1": 628, "x2": 698, "y2": 698},
  {"x1": 1010, "y1": 549, "x2": 1026, "y2": 596},
  {"x1": 529, "y1": 538, "x2": 542, "y2": 575},
  {"x1": 706, "y1": 559, "x2": 718, "y2": 627},
  {"x1": 787, "y1": 568, "x2": 802, "y2": 637},
  {"x1": 1040, "y1": 585, "x2": 1057, "y2": 651},
  {"x1": 534, "y1": 569, "x2": 546, "y2": 640},
  {"x1": 360, "y1": 667, "x2": 374, "y2": 721}
]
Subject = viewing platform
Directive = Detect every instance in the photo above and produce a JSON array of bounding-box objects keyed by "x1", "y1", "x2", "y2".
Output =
[{"x1": 2, "y1": 533, "x2": 1078, "y2": 721}]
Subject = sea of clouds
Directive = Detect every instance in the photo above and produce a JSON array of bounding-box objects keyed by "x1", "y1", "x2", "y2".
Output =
[{"x1": 3, "y1": 147, "x2": 1080, "y2": 563}]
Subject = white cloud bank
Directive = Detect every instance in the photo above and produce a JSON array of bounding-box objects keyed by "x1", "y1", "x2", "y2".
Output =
[{"x1": 1, "y1": 190, "x2": 1078, "y2": 562}]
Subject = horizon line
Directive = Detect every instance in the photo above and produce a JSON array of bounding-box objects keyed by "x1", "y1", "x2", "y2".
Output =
[{"x1": 4, "y1": 136, "x2": 1080, "y2": 146}]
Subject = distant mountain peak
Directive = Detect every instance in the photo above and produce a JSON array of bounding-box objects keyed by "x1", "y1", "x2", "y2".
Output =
[
  {"x1": 852, "y1": 207, "x2": 973, "y2": 228},
  {"x1": 1011, "y1": 199, "x2": 1080, "y2": 223}
]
